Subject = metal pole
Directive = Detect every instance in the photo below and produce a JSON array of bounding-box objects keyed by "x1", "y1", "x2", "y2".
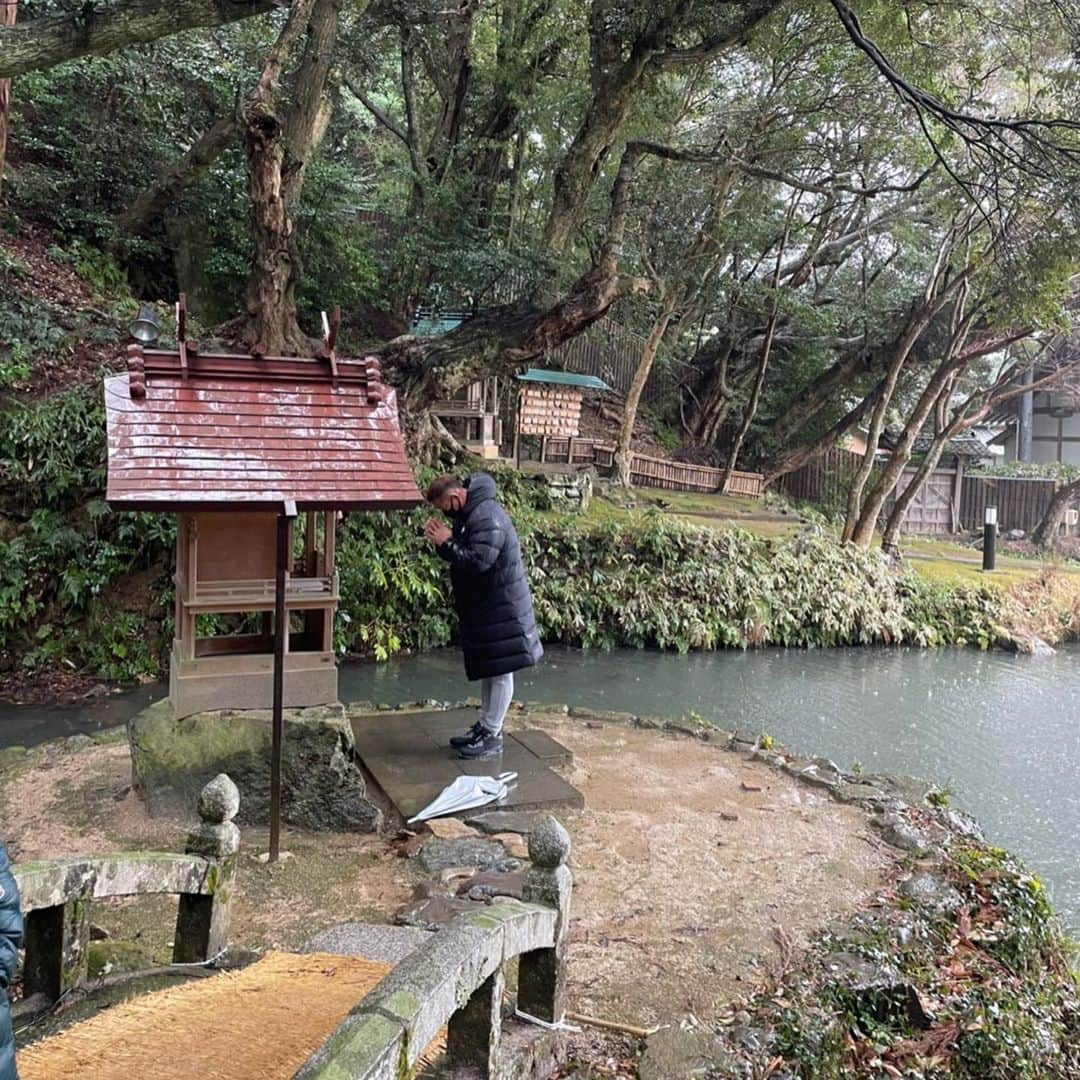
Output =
[
  {"x1": 982, "y1": 505, "x2": 997, "y2": 572},
  {"x1": 1018, "y1": 366, "x2": 1034, "y2": 463},
  {"x1": 269, "y1": 509, "x2": 291, "y2": 862}
]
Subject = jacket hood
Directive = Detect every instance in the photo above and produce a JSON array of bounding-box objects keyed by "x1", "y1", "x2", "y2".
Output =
[{"x1": 463, "y1": 472, "x2": 497, "y2": 510}]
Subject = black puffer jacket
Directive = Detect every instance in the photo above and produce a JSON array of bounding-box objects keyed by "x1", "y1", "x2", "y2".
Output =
[
  {"x1": 437, "y1": 473, "x2": 543, "y2": 681},
  {"x1": 0, "y1": 841, "x2": 22, "y2": 1080}
]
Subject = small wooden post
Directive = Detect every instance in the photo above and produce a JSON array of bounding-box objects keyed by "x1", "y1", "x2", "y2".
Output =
[
  {"x1": 269, "y1": 502, "x2": 297, "y2": 862},
  {"x1": 513, "y1": 392, "x2": 522, "y2": 469}
]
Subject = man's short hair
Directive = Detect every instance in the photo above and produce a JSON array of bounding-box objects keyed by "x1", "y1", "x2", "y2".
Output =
[{"x1": 426, "y1": 474, "x2": 465, "y2": 502}]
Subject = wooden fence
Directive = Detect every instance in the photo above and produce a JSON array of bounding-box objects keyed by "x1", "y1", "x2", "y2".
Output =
[
  {"x1": 777, "y1": 447, "x2": 864, "y2": 511},
  {"x1": 958, "y1": 475, "x2": 1064, "y2": 533},
  {"x1": 553, "y1": 318, "x2": 681, "y2": 407},
  {"x1": 780, "y1": 451, "x2": 1078, "y2": 535},
  {"x1": 534, "y1": 437, "x2": 764, "y2": 497}
]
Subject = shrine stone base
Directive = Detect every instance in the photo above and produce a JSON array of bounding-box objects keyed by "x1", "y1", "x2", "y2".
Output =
[
  {"x1": 169, "y1": 644, "x2": 338, "y2": 720},
  {"x1": 128, "y1": 699, "x2": 381, "y2": 832}
]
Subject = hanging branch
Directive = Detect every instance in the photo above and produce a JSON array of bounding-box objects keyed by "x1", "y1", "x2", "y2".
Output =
[
  {"x1": 721, "y1": 198, "x2": 801, "y2": 492},
  {"x1": 829, "y1": 0, "x2": 1080, "y2": 204}
]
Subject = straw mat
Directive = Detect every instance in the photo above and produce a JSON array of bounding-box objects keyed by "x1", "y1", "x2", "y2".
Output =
[{"x1": 17, "y1": 951, "x2": 445, "y2": 1079}]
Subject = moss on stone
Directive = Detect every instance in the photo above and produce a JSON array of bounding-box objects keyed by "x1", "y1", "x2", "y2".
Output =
[
  {"x1": 127, "y1": 701, "x2": 380, "y2": 831},
  {"x1": 87, "y1": 939, "x2": 154, "y2": 978}
]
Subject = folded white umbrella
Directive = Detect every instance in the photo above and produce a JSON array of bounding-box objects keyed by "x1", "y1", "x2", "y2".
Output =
[{"x1": 407, "y1": 772, "x2": 518, "y2": 824}]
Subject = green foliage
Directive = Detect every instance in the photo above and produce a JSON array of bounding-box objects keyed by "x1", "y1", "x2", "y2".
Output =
[
  {"x1": 973, "y1": 461, "x2": 1080, "y2": 482},
  {"x1": 0, "y1": 252, "x2": 123, "y2": 391},
  {"x1": 336, "y1": 507, "x2": 453, "y2": 661},
  {"x1": 0, "y1": 387, "x2": 107, "y2": 506},
  {"x1": 732, "y1": 835, "x2": 1080, "y2": 1078},
  {"x1": 59, "y1": 240, "x2": 131, "y2": 301},
  {"x1": 0, "y1": 387, "x2": 173, "y2": 678},
  {"x1": 331, "y1": 502, "x2": 1005, "y2": 662},
  {"x1": 898, "y1": 572, "x2": 1000, "y2": 649}
]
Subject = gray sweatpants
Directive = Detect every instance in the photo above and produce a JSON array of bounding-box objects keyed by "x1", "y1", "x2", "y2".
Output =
[{"x1": 480, "y1": 673, "x2": 514, "y2": 736}]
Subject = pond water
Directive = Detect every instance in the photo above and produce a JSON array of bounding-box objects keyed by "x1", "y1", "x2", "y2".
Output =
[
  {"x1": 2, "y1": 644, "x2": 1078, "y2": 928},
  {"x1": 340, "y1": 645, "x2": 1080, "y2": 930}
]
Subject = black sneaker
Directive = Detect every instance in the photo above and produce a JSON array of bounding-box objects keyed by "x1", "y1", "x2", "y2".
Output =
[
  {"x1": 457, "y1": 730, "x2": 503, "y2": 760},
  {"x1": 449, "y1": 721, "x2": 485, "y2": 749}
]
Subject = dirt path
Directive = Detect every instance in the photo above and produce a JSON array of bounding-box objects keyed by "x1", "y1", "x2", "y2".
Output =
[
  {"x1": 530, "y1": 719, "x2": 894, "y2": 1027},
  {"x1": 0, "y1": 738, "x2": 418, "y2": 955},
  {"x1": 2, "y1": 719, "x2": 895, "y2": 1034}
]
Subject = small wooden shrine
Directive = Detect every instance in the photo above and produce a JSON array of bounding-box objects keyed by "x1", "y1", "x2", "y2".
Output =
[
  {"x1": 514, "y1": 367, "x2": 611, "y2": 463},
  {"x1": 104, "y1": 302, "x2": 421, "y2": 718},
  {"x1": 433, "y1": 375, "x2": 503, "y2": 459}
]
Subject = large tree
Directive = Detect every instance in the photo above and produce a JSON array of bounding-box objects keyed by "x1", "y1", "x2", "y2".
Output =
[{"x1": 0, "y1": 0, "x2": 278, "y2": 79}]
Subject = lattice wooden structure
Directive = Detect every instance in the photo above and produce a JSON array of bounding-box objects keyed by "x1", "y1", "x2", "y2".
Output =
[
  {"x1": 104, "y1": 302, "x2": 421, "y2": 718},
  {"x1": 433, "y1": 376, "x2": 503, "y2": 459},
  {"x1": 513, "y1": 368, "x2": 611, "y2": 464}
]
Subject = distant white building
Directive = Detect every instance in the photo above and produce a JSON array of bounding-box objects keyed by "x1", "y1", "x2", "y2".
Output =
[{"x1": 996, "y1": 388, "x2": 1080, "y2": 466}]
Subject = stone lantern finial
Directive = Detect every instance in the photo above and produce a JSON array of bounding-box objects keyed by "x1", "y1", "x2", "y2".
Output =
[{"x1": 527, "y1": 814, "x2": 571, "y2": 868}]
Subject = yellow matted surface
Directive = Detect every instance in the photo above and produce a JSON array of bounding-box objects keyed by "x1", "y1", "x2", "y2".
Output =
[{"x1": 18, "y1": 951, "x2": 445, "y2": 1080}]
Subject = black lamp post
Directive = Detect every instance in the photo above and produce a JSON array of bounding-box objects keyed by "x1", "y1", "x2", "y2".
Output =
[{"x1": 983, "y1": 505, "x2": 997, "y2": 572}]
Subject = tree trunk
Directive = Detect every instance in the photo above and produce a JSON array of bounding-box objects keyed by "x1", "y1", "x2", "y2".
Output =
[
  {"x1": 383, "y1": 265, "x2": 650, "y2": 413},
  {"x1": 117, "y1": 115, "x2": 238, "y2": 236},
  {"x1": 1033, "y1": 477, "x2": 1080, "y2": 550},
  {"x1": 841, "y1": 256, "x2": 969, "y2": 543},
  {"x1": 541, "y1": 1, "x2": 780, "y2": 254},
  {"x1": 849, "y1": 358, "x2": 963, "y2": 547},
  {"x1": 0, "y1": 0, "x2": 275, "y2": 80},
  {"x1": 721, "y1": 311, "x2": 776, "y2": 493},
  {"x1": 382, "y1": 134, "x2": 652, "y2": 414},
  {"x1": 721, "y1": 213, "x2": 792, "y2": 492},
  {"x1": 763, "y1": 379, "x2": 886, "y2": 487},
  {"x1": 880, "y1": 420, "x2": 953, "y2": 554},
  {"x1": 240, "y1": 0, "x2": 339, "y2": 355},
  {"x1": 616, "y1": 290, "x2": 678, "y2": 486},
  {"x1": 881, "y1": 347, "x2": 1068, "y2": 553},
  {"x1": 766, "y1": 345, "x2": 872, "y2": 446},
  {"x1": 683, "y1": 341, "x2": 733, "y2": 443},
  {"x1": 841, "y1": 333, "x2": 919, "y2": 543},
  {"x1": 0, "y1": 0, "x2": 15, "y2": 198}
]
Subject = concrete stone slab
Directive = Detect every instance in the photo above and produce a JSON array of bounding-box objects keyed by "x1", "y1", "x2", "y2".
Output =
[
  {"x1": 514, "y1": 729, "x2": 573, "y2": 763},
  {"x1": 419, "y1": 837, "x2": 509, "y2": 874},
  {"x1": 465, "y1": 811, "x2": 544, "y2": 835},
  {"x1": 303, "y1": 922, "x2": 434, "y2": 963},
  {"x1": 640, "y1": 1028, "x2": 730, "y2": 1080},
  {"x1": 455, "y1": 870, "x2": 526, "y2": 901},
  {"x1": 351, "y1": 709, "x2": 584, "y2": 820}
]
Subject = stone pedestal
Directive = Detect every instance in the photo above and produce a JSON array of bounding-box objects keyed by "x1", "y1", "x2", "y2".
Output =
[{"x1": 128, "y1": 700, "x2": 381, "y2": 831}]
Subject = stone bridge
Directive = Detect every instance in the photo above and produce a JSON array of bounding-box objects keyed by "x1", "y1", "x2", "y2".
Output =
[{"x1": 12, "y1": 777, "x2": 573, "y2": 1079}]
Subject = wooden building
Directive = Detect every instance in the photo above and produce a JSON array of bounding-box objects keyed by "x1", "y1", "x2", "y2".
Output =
[
  {"x1": 104, "y1": 325, "x2": 420, "y2": 718},
  {"x1": 514, "y1": 368, "x2": 611, "y2": 463},
  {"x1": 433, "y1": 376, "x2": 503, "y2": 460},
  {"x1": 997, "y1": 387, "x2": 1080, "y2": 466}
]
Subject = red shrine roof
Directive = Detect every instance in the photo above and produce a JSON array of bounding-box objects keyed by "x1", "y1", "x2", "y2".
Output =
[{"x1": 104, "y1": 348, "x2": 422, "y2": 511}]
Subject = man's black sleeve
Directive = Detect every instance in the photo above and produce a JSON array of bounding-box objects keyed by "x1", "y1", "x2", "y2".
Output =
[{"x1": 436, "y1": 516, "x2": 506, "y2": 573}]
